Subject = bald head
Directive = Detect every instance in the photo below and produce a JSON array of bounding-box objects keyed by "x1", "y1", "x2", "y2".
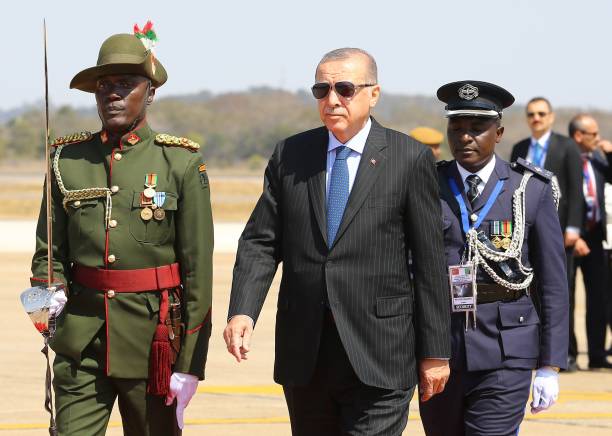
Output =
[{"x1": 569, "y1": 114, "x2": 600, "y2": 152}]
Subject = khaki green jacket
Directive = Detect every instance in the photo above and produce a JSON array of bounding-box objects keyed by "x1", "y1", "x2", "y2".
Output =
[{"x1": 31, "y1": 124, "x2": 213, "y2": 379}]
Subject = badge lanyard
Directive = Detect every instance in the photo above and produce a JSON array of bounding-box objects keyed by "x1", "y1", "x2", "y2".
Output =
[
  {"x1": 448, "y1": 178, "x2": 505, "y2": 235},
  {"x1": 447, "y1": 177, "x2": 505, "y2": 330}
]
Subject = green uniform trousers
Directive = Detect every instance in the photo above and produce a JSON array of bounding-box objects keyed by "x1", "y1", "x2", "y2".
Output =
[{"x1": 53, "y1": 331, "x2": 180, "y2": 436}]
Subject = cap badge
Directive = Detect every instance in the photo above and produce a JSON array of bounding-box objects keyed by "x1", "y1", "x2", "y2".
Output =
[{"x1": 458, "y1": 84, "x2": 479, "y2": 101}]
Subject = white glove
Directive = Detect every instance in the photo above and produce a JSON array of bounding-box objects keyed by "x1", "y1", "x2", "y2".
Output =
[
  {"x1": 165, "y1": 372, "x2": 199, "y2": 429},
  {"x1": 48, "y1": 290, "x2": 67, "y2": 317},
  {"x1": 531, "y1": 367, "x2": 559, "y2": 414}
]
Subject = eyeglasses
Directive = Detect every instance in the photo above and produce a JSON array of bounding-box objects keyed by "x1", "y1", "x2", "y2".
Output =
[
  {"x1": 311, "y1": 81, "x2": 376, "y2": 100},
  {"x1": 526, "y1": 111, "x2": 550, "y2": 118},
  {"x1": 579, "y1": 130, "x2": 599, "y2": 137}
]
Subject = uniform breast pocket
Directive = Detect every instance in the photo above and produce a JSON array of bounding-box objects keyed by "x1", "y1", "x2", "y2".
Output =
[
  {"x1": 129, "y1": 191, "x2": 178, "y2": 245},
  {"x1": 66, "y1": 199, "x2": 100, "y2": 240}
]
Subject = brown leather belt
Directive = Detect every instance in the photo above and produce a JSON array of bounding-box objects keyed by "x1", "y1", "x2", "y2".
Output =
[
  {"x1": 72, "y1": 263, "x2": 181, "y2": 292},
  {"x1": 477, "y1": 283, "x2": 527, "y2": 304}
]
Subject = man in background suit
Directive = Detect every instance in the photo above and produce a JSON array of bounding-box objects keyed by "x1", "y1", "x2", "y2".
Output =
[
  {"x1": 511, "y1": 97, "x2": 583, "y2": 371},
  {"x1": 223, "y1": 48, "x2": 451, "y2": 435},
  {"x1": 568, "y1": 114, "x2": 612, "y2": 370}
]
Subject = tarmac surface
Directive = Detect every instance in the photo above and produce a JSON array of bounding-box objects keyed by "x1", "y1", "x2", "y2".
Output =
[{"x1": 1, "y1": 220, "x2": 611, "y2": 435}]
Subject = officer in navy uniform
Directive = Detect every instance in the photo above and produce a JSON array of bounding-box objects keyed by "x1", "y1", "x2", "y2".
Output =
[{"x1": 419, "y1": 81, "x2": 569, "y2": 435}]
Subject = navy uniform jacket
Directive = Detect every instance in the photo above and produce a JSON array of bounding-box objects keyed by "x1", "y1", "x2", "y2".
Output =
[{"x1": 437, "y1": 155, "x2": 569, "y2": 372}]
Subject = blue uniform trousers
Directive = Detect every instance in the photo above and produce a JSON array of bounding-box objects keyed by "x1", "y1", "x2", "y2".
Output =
[{"x1": 419, "y1": 366, "x2": 531, "y2": 436}]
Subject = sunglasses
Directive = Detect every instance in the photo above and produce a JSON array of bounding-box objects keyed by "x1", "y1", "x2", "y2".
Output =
[
  {"x1": 526, "y1": 111, "x2": 549, "y2": 118},
  {"x1": 311, "y1": 81, "x2": 376, "y2": 100}
]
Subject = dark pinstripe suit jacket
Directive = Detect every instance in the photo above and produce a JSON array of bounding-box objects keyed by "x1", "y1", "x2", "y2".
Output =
[{"x1": 228, "y1": 118, "x2": 451, "y2": 390}]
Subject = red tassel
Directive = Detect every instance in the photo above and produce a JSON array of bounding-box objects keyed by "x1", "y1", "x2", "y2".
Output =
[
  {"x1": 147, "y1": 289, "x2": 171, "y2": 396},
  {"x1": 147, "y1": 323, "x2": 172, "y2": 396}
]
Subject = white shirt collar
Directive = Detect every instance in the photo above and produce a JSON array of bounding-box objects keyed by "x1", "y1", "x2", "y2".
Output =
[
  {"x1": 327, "y1": 118, "x2": 372, "y2": 154},
  {"x1": 456, "y1": 155, "x2": 497, "y2": 189},
  {"x1": 530, "y1": 130, "x2": 552, "y2": 147}
]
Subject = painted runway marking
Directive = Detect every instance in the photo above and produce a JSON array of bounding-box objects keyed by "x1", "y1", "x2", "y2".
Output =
[{"x1": 2, "y1": 386, "x2": 611, "y2": 431}]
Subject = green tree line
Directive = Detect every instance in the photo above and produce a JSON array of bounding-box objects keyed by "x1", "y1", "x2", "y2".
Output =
[{"x1": 2, "y1": 88, "x2": 611, "y2": 165}]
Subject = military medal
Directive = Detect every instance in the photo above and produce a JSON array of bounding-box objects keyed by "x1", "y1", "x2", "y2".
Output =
[
  {"x1": 153, "y1": 208, "x2": 166, "y2": 221},
  {"x1": 152, "y1": 192, "x2": 166, "y2": 220},
  {"x1": 490, "y1": 220, "x2": 512, "y2": 250},
  {"x1": 141, "y1": 207, "x2": 153, "y2": 221},
  {"x1": 140, "y1": 192, "x2": 153, "y2": 207},
  {"x1": 143, "y1": 173, "x2": 158, "y2": 199}
]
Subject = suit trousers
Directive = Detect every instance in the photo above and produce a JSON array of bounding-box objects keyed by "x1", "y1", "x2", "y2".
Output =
[
  {"x1": 571, "y1": 223, "x2": 611, "y2": 364},
  {"x1": 282, "y1": 313, "x2": 414, "y2": 436},
  {"x1": 419, "y1": 367, "x2": 531, "y2": 436},
  {"x1": 567, "y1": 248, "x2": 578, "y2": 360},
  {"x1": 53, "y1": 330, "x2": 180, "y2": 436}
]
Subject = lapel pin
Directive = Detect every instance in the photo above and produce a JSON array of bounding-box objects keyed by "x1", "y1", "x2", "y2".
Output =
[{"x1": 370, "y1": 158, "x2": 377, "y2": 166}]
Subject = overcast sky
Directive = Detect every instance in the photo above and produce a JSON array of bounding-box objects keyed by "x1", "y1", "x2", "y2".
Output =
[{"x1": 3, "y1": 0, "x2": 612, "y2": 111}]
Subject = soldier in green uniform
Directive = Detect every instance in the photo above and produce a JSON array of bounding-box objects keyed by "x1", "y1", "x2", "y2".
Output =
[{"x1": 30, "y1": 26, "x2": 213, "y2": 435}]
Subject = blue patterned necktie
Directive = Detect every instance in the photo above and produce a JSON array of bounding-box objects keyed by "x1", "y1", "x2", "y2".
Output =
[{"x1": 327, "y1": 146, "x2": 352, "y2": 247}]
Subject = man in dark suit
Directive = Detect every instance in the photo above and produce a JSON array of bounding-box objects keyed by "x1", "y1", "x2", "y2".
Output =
[
  {"x1": 511, "y1": 97, "x2": 583, "y2": 371},
  {"x1": 568, "y1": 114, "x2": 612, "y2": 370},
  {"x1": 223, "y1": 48, "x2": 451, "y2": 435},
  {"x1": 420, "y1": 81, "x2": 569, "y2": 435}
]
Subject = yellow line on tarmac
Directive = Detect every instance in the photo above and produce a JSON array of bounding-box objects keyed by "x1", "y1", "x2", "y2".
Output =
[
  {"x1": 198, "y1": 384, "x2": 283, "y2": 395},
  {"x1": 2, "y1": 413, "x2": 612, "y2": 431},
  {"x1": 198, "y1": 385, "x2": 612, "y2": 404}
]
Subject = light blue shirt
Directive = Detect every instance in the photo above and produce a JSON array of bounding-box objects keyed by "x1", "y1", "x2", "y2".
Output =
[{"x1": 325, "y1": 118, "x2": 372, "y2": 198}]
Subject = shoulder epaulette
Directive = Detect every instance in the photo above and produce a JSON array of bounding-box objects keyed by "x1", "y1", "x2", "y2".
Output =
[
  {"x1": 51, "y1": 131, "x2": 92, "y2": 147},
  {"x1": 511, "y1": 157, "x2": 553, "y2": 181},
  {"x1": 155, "y1": 134, "x2": 200, "y2": 152}
]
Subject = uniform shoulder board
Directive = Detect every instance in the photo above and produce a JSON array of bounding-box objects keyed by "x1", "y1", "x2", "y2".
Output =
[
  {"x1": 155, "y1": 134, "x2": 200, "y2": 152},
  {"x1": 51, "y1": 131, "x2": 92, "y2": 147},
  {"x1": 512, "y1": 157, "x2": 553, "y2": 182}
]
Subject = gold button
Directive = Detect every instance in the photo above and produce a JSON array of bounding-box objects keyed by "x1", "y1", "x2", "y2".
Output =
[
  {"x1": 107, "y1": 290, "x2": 116, "y2": 298},
  {"x1": 110, "y1": 185, "x2": 119, "y2": 193},
  {"x1": 107, "y1": 254, "x2": 116, "y2": 263},
  {"x1": 109, "y1": 219, "x2": 118, "y2": 228},
  {"x1": 114, "y1": 153, "x2": 122, "y2": 161},
  {"x1": 73, "y1": 200, "x2": 81, "y2": 207}
]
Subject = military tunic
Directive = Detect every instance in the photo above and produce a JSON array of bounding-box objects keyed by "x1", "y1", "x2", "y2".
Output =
[
  {"x1": 31, "y1": 123, "x2": 213, "y2": 380},
  {"x1": 420, "y1": 155, "x2": 568, "y2": 435}
]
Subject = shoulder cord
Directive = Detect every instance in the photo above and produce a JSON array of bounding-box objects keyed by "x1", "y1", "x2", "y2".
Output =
[
  {"x1": 466, "y1": 172, "x2": 534, "y2": 291},
  {"x1": 550, "y1": 176, "x2": 560, "y2": 210},
  {"x1": 53, "y1": 145, "x2": 112, "y2": 228}
]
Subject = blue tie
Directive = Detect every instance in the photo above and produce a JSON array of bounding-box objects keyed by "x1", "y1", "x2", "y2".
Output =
[{"x1": 327, "y1": 146, "x2": 352, "y2": 247}]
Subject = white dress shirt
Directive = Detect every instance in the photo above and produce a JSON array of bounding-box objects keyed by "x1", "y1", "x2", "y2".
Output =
[
  {"x1": 526, "y1": 130, "x2": 552, "y2": 167},
  {"x1": 325, "y1": 118, "x2": 372, "y2": 197},
  {"x1": 456, "y1": 155, "x2": 497, "y2": 196}
]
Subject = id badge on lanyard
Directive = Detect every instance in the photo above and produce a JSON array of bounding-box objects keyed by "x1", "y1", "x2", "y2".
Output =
[
  {"x1": 448, "y1": 263, "x2": 476, "y2": 312},
  {"x1": 447, "y1": 176, "x2": 505, "y2": 328}
]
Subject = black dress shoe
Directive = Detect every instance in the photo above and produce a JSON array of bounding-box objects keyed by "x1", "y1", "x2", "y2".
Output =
[
  {"x1": 588, "y1": 360, "x2": 612, "y2": 370},
  {"x1": 563, "y1": 356, "x2": 579, "y2": 372}
]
